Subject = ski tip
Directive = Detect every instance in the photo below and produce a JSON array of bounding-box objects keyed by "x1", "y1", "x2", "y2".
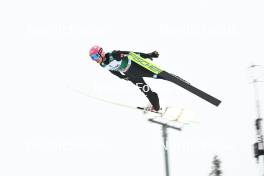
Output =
[{"x1": 214, "y1": 100, "x2": 222, "y2": 107}]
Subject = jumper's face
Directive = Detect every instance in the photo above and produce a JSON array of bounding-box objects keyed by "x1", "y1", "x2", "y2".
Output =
[
  {"x1": 95, "y1": 51, "x2": 105, "y2": 63},
  {"x1": 90, "y1": 49, "x2": 105, "y2": 63}
]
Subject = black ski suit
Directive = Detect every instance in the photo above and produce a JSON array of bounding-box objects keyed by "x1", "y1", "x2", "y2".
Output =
[{"x1": 100, "y1": 50, "x2": 161, "y2": 111}]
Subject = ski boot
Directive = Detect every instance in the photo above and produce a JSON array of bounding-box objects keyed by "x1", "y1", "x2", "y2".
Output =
[{"x1": 147, "y1": 92, "x2": 160, "y2": 111}]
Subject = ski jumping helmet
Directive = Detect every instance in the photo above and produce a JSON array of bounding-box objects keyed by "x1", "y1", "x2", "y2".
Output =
[{"x1": 89, "y1": 45, "x2": 103, "y2": 61}]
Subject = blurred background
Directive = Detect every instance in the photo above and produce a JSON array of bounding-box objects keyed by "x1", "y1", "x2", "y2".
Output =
[{"x1": 0, "y1": 0, "x2": 264, "y2": 175}]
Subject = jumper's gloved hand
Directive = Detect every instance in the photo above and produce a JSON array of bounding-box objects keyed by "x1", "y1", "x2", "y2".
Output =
[
  {"x1": 148, "y1": 51, "x2": 159, "y2": 58},
  {"x1": 112, "y1": 50, "x2": 125, "y2": 61}
]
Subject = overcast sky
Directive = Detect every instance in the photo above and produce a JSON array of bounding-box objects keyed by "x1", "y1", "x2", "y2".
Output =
[{"x1": 1, "y1": 0, "x2": 264, "y2": 175}]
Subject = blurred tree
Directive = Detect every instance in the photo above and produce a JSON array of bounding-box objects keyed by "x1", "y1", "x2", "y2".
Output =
[{"x1": 209, "y1": 155, "x2": 222, "y2": 176}]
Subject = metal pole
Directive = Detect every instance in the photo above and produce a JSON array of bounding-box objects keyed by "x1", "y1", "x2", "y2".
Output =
[
  {"x1": 148, "y1": 118, "x2": 181, "y2": 176},
  {"x1": 249, "y1": 65, "x2": 264, "y2": 176},
  {"x1": 253, "y1": 79, "x2": 264, "y2": 174},
  {"x1": 162, "y1": 125, "x2": 170, "y2": 176}
]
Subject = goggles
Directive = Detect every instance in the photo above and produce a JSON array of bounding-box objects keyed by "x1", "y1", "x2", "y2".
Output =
[
  {"x1": 90, "y1": 48, "x2": 103, "y2": 61},
  {"x1": 90, "y1": 53, "x2": 100, "y2": 61}
]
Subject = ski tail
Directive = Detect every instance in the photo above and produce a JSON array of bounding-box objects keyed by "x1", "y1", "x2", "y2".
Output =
[{"x1": 158, "y1": 71, "x2": 221, "y2": 106}]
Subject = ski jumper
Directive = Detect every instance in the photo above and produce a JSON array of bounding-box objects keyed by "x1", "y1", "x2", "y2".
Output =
[{"x1": 100, "y1": 50, "x2": 161, "y2": 110}]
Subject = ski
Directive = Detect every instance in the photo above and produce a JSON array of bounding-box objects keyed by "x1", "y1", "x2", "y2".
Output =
[
  {"x1": 70, "y1": 86, "x2": 163, "y2": 113},
  {"x1": 158, "y1": 71, "x2": 221, "y2": 106},
  {"x1": 128, "y1": 52, "x2": 221, "y2": 107},
  {"x1": 69, "y1": 87, "x2": 195, "y2": 124}
]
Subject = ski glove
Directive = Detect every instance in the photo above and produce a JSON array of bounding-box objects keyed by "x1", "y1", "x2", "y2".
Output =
[
  {"x1": 148, "y1": 51, "x2": 159, "y2": 58},
  {"x1": 111, "y1": 50, "x2": 125, "y2": 61}
]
